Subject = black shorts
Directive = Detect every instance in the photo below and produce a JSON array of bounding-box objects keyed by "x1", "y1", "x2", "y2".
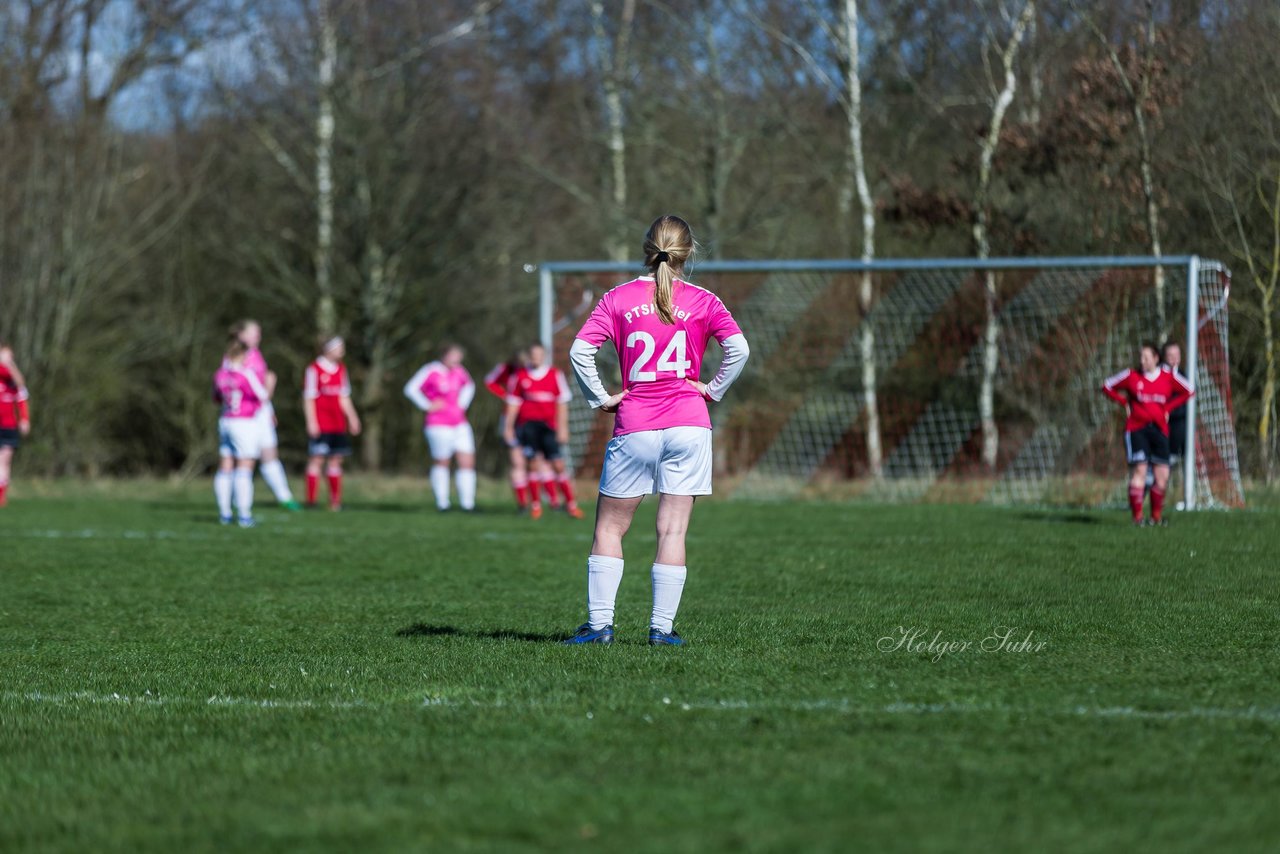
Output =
[
  {"x1": 517, "y1": 421, "x2": 562, "y2": 461},
  {"x1": 308, "y1": 432, "x2": 352, "y2": 457},
  {"x1": 1125, "y1": 423, "x2": 1170, "y2": 467},
  {"x1": 0, "y1": 428, "x2": 19, "y2": 449}
]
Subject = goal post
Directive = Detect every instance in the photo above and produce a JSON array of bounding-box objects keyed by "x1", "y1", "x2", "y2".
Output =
[{"x1": 538, "y1": 256, "x2": 1243, "y2": 510}]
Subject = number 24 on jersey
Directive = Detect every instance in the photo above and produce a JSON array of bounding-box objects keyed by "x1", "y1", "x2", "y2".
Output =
[{"x1": 626, "y1": 330, "x2": 692, "y2": 382}]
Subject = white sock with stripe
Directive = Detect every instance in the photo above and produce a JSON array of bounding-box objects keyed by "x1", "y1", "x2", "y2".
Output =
[
  {"x1": 587, "y1": 555, "x2": 625, "y2": 630},
  {"x1": 259, "y1": 459, "x2": 293, "y2": 502},
  {"x1": 214, "y1": 471, "x2": 233, "y2": 518},
  {"x1": 456, "y1": 468, "x2": 476, "y2": 510},
  {"x1": 233, "y1": 469, "x2": 255, "y2": 519},
  {"x1": 650, "y1": 563, "x2": 687, "y2": 633},
  {"x1": 430, "y1": 465, "x2": 451, "y2": 510}
]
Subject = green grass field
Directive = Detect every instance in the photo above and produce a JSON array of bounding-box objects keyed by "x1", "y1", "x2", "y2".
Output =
[{"x1": 2, "y1": 480, "x2": 1278, "y2": 852}]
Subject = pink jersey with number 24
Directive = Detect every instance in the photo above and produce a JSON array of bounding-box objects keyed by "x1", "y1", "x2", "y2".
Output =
[{"x1": 575, "y1": 276, "x2": 742, "y2": 437}]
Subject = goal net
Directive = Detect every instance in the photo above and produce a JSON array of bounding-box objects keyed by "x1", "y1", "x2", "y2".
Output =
[{"x1": 540, "y1": 258, "x2": 1243, "y2": 509}]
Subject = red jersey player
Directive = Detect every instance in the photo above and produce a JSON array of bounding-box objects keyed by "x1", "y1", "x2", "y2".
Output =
[
  {"x1": 503, "y1": 342, "x2": 582, "y2": 519},
  {"x1": 1102, "y1": 341, "x2": 1194, "y2": 526},
  {"x1": 0, "y1": 343, "x2": 32, "y2": 507},
  {"x1": 484, "y1": 350, "x2": 533, "y2": 510},
  {"x1": 303, "y1": 336, "x2": 362, "y2": 510}
]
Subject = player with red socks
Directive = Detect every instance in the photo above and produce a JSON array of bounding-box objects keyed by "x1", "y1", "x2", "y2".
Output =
[
  {"x1": 485, "y1": 350, "x2": 534, "y2": 511},
  {"x1": 0, "y1": 343, "x2": 31, "y2": 508},
  {"x1": 1102, "y1": 341, "x2": 1194, "y2": 526},
  {"x1": 503, "y1": 342, "x2": 582, "y2": 519},
  {"x1": 303, "y1": 336, "x2": 362, "y2": 511}
]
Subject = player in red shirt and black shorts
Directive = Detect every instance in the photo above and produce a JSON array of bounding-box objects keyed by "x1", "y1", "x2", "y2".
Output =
[
  {"x1": 503, "y1": 342, "x2": 583, "y2": 519},
  {"x1": 485, "y1": 350, "x2": 533, "y2": 510},
  {"x1": 1102, "y1": 341, "x2": 1194, "y2": 526},
  {"x1": 303, "y1": 336, "x2": 362, "y2": 510},
  {"x1": 0, "y1": 343, "x2": 31, "y2": 507}
]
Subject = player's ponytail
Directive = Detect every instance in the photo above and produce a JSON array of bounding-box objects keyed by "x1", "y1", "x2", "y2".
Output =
[{"x1": 643, "y1": 215, "x2": 695, "y2": 325}]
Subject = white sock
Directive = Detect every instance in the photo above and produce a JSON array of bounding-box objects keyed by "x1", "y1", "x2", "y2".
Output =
[
  {"x1": 430, "y1": 464, "x2": 451, "y2": 509},
  {"x1": 260, "y1": 459, "x2": 294, "y2": 502},
  {"x1": 587, "y1": 555, "x2": 625, "y2": 630},
  {"x1": 233, "y1": 469, "x2": 255, "y2": 519},
  {"x1": 650, "y1": 563, "x2": 687, "y2": 633},
  {"x1": 456, "y1": 468, "x2": 476, "y2": 510},
  {"x1": 214, "y1": 471, "x2": 233, "y2": 518}
]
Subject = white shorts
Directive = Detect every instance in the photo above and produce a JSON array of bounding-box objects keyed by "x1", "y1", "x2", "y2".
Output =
[
  {"x1": 254, "y1": 406, "x2": 279, "y2": 450},
  {"x1": 219, "y1": 417, "x2": 264, "y2": 460},
  {"x1": 599, "y1": 426, "x2": 713, "y2": 498},
  {"x1": 425, "y1": 423, "x2": 476, "y2": 461}
]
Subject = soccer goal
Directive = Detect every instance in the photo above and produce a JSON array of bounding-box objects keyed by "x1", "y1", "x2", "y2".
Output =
[{"x1": 537, "y1": 257, "x2": 1243, "y2": 510}]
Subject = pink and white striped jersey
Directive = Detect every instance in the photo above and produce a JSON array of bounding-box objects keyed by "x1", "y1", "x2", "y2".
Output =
[
  {"x1": 575, "y1": 277, "x2": 743, "y2": 436},
  {"x1": 214, "y1": 366, "x2": 268, "y2": 419},
  {"x1": 403, "y1": 361, "x2": 475, "y2": 427}
]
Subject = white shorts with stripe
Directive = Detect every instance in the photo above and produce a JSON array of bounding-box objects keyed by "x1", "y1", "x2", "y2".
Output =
[
  {"x1": 599, "y1": 426, "x2": 713, "y2": 498},
  {"x1": 219, "y1": 417, "x2": 264, "y2": 460},
  {"x1": 425, "y1": 423, "x2": 476, "y2": 461}
]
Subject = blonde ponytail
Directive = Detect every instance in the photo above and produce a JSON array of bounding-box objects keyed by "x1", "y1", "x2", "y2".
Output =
[{"x1": 643, "y1": 215, "x2": 695, "y2": 325}]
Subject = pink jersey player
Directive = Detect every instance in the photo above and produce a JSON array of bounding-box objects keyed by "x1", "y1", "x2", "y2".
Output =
[
  {"x1": 213, "y1": 365, "x2": 267, "y2": 420},
  {"x1": 403, "y1": 344, "x2": 478, "y2": 512},
  {"x1": 563, "y1": 215, "x2": 750, "y2": 647},
  {"x1": 574, "y1": 277, "x2": 744, "y2": 437}
]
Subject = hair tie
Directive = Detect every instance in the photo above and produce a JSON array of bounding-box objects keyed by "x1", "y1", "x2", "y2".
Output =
[{"x1": 655, "y1": 250, "x2": 670, "y2": 264}]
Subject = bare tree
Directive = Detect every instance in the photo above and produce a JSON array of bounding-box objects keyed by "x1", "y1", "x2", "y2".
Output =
[{"x1": 974, "y1": 0, "x2": 1036, "y2": 471}]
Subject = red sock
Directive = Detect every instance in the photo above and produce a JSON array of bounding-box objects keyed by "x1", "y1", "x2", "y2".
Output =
[
  {"x1": 542, "y1": 478, "x2": 560, "y2": 507},
  {"x1": 0, "y1": 482, "x2": 8, "y2": 507},
  {"x1": 327, "y1": 471, "x2": 342, "y2": 507},
  {"x1": 306, "y1": 473, "x2": 319, "y2": 505},
  {"x1": 1128, "y1": 485, "x2": 1144, "y2": 521},
  {"x1": 1151, "y1": 486, "x2": 1165, "y2": 522},
  {"x1": 513, "y1": 480, "x2": 529, "y2": 508},
  {"x1": 557, "y1": 475, "x2": 576, "y2": 506}
]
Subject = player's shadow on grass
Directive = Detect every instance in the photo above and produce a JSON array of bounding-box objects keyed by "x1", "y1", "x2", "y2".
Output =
[
  {"x1": 395, "y1": 622, "x2": 561, "y2": 643},
  {"x1": 1017, "y1": 511, "x2": 1101, "y2": 524}
]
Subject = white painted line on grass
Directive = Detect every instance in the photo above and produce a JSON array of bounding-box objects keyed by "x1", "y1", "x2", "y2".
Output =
[{"x1": 5, "y1": 690, "x2": 1278, "y2": 724}]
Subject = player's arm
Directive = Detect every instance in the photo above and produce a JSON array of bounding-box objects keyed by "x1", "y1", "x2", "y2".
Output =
[
  {"x1": 692, "y1": 333, "x2": 751, "y2": 401},
  {"x1": 502, "y1": 398, "x2": 520, "y2": 445},
  {"x1": 458, "y1": 377, "x2": 476, "y2": 412},
  {"x1": 1101, "y1": 369, "x2": 1131, "y2": 406},
  {"x1": 555, "y1": 369, "x2": 572, "y2": 442},
  {"x1": 1165, "y1": 372, "x2": 1195, "y2": 412},
  {"x1": 17, "y1": 396, "x2": 30, "y2": 436},
  {"x1": 569, "y1": 339, "x2": 626, "y2": 412},
  {"x1": 302, "y1": 366, "x2": 320, "y2": 437},
  {"x1": 339, "y1": 396, "x2": 361, "y2": 436},
  {"x1": 483, "y1": 365, "x2": 509, "y2": 400},
  {"x1": 264, "y1": 370, "x2": 278, "y2": 400},
  {"x1": 403, "y1": 365, "x2": 435, "y2": 412}
]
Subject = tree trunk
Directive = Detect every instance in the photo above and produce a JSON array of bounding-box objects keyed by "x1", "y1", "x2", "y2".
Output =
[
  {"x1": 975, "y1": 0, "x2": 1036, "y2": 471},
  {"x1": 314, "y1": 1, "x2": 338, "y2": 337},
  {"x1": 844, "y1": 0, "x2": 882, "y2": 478},
  {"x1": 591, "y1": 0, "x2": 635, "y2": 262}
]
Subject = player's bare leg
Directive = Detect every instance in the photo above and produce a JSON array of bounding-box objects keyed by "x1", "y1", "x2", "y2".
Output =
[
  {"x1": 0, "y1": 446, "x2": 14, "y2": 507},
  {"x1": 650, "y1": 494, "x2": 695, "y2": 644},
  {"x1": 1127, "y1": 462, "x2": 1148, "y2": 524},
  {"x1": 567, "y1": 494, "x2": 644, "y2": 640},
  {"x1": 508, "y1": 445, "x2": 530, "y2": 510},
  {"x1": 305, "y1": 455, "x2": 324, "y2": 508},
  {"x1": 456, "y1": 451, "x2": 477, "y2": 511},
  {"x1": 552, "y1": 458, "x2": 583, "y2": 518},
  {"x1": 1150, "y1": 463, "x2": 1171, "y2": 525}
]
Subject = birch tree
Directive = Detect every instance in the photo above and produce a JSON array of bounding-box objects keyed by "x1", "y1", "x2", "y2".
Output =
[{"x1": 974, "y1": 0, "x2": 1035, "y2": 471}]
